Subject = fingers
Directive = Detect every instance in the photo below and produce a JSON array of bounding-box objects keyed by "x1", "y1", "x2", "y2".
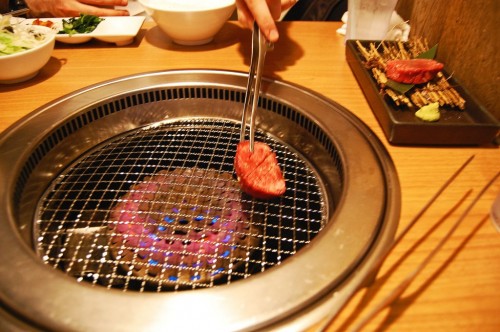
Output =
[
  {"x1": 80, "y1": 0, "x2": 128, "y2": 6},
  {"x1": 80, "y1": 6, "x2": 130, "y2": 16},
  {"x1": 281, "y1": 0, "x2": 297, "y2": 12},
  {"x1": 68, "y1": 2, "x2": 130, "y2": 16},
  {"x1": 25, "y1": 0, "x2": 130, "y2": 17},
  {"x1": 252, "y1": 0, "x2": 279, "y2": 42},
  {"x1": 235, "y1": 0, "x2": 278, "y2": 42},
  {"x1": 235, "y1": 0, "x2": 254, "y2": 29},
  {"x1": 77, "y1": 0, "x2": 130, "y2": 16},
  {"x1": 236, "y1": 0, "x2": 298, "y2": 43},
  {"x1": 267, "y1": 0, "x2": 282, "y2": 20}
]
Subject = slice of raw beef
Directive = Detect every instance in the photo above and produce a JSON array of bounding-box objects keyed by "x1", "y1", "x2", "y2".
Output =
[
  {"x1": 386, "y1": 59, "x2": 444, "y2": 84},
  {"x1": 235, "y1": 141, "x2": 286, "y2": 199}
]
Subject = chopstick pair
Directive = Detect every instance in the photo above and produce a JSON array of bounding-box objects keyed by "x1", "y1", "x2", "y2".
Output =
[{"x1": 319, "y1": 155, "x2": 500, "y2": 331}]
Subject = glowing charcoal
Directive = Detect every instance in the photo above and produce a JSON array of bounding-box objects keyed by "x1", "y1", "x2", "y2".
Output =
[
  {"x1": 124, "y1": 236, "x2": 140, "y2": 247},
  {"x1": 108, "y1": 167, "x2": 261, "y2": 285},
  {"x1": 116, "y1": 222, "x2": 130, "y2": 233},
  {"x1": 148, "y1": 233, "x2": 160, "y2": 240}
]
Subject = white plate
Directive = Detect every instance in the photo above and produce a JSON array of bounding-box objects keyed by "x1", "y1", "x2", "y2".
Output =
[{"x1": 24, "y1": 16, "x2": 145, "y2": 46}]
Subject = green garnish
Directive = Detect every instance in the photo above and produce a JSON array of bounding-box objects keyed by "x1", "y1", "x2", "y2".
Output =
[
  {"x1": 386, "y1": 79, "x2": 414, "y2": 94},
  {"x1": 416, "y1": 44, "x2": 438, "y2": 60},
  {"x1": 58, "y1": 14, "x2": 104, "y2": 35}
]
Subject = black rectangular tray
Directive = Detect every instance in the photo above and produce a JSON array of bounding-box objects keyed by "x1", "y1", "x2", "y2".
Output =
[{"x1": 346, "y1": 40, "x2": 500, "y2": 146}]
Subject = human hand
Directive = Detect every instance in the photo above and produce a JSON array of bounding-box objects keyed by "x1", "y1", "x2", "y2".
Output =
[
  {"x1": 235, "y1": 0, "x2": 297, "y2": 42},
  {"x1": 25, "y1": 0, "x2": 130, "y2": 17}
]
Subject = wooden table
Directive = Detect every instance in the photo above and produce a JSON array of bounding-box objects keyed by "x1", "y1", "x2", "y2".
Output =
[{"x1": 1, "y1": 21, "x2": 499, "y2": 331}]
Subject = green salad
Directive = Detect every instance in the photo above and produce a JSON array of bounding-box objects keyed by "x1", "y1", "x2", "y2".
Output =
[{"x1": 0, "y1": 14, "x2": 52, "y2": 56}]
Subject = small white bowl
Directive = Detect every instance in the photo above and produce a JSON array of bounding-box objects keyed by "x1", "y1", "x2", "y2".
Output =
[
  {"x1": 0, "y1": 24, "x2": 56, "y2": 84},
  {"x1": 139, "y1": 0, "x2": 235, "y2": 45}
]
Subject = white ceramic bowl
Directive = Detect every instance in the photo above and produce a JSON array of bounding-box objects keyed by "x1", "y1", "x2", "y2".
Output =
[
  {"x1": 139, "y1": 0, "x2": 236, "y2": 45},
  {"x1": 0, "y1": 24, "x2": 56, "y2": 84}
]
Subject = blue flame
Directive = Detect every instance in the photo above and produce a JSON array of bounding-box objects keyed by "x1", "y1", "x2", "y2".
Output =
[
  {"x1": 211, "y1": 267, "x2": 225, "y2": 276},
  {"x1": 163, "y1": 216, "x2": 175, "y2": 223},
  {"x1": 209, "y1": 216, "x2": 220, "y2": 225}
]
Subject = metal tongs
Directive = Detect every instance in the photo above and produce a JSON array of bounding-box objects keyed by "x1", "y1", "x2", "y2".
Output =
[{"x1": 240, "y1": 22, "x2": 274, "y2": 152}]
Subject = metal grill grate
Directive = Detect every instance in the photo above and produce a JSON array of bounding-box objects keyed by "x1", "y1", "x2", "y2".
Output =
[{"x1": 35, "y1": 119, "x2": 326, "y2": 292}]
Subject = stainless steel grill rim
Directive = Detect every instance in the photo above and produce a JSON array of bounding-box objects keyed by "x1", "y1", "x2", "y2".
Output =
[{"x1": 0, "y1": 69, "x2": 400, "y2": 331}]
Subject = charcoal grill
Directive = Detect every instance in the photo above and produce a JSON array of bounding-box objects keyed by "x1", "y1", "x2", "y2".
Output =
[{"x1": 0, "y1": 69, "x2": 400, "y2": 331}]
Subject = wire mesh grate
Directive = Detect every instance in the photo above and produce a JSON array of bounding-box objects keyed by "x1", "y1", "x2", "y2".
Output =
[{"x1": 35, "y1": 119, "x2": 326, "y2": 292}]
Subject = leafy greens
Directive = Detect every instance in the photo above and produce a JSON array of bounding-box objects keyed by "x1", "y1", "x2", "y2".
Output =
[{"x1": 59, "y1": 14, "x2": 104, "y2": 35}]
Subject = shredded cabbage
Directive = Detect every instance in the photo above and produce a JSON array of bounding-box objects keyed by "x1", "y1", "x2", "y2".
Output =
[{"x1": 0, "y1": 14, "x2": 53, "y2": 56}]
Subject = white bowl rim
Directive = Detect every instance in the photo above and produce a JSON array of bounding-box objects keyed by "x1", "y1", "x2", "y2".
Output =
[
  {"x1": 138, "y1": 0, "x2": 235, "y2": 12},
  {"x1": 0, "y1": 24, "x2": 56, "y2": 60}
]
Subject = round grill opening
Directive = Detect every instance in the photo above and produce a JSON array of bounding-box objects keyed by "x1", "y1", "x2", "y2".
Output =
[
  {"x1": 0, "y1": 70, "x2": 399, "y2": 331},
  {"x1": 35, "y1": 119, "x2": 327, "y2": 291}
]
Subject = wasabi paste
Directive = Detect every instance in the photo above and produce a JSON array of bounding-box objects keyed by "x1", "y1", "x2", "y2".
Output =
[{"x1": 415, "y1": 102, "x2": 440, "y2": 122}]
